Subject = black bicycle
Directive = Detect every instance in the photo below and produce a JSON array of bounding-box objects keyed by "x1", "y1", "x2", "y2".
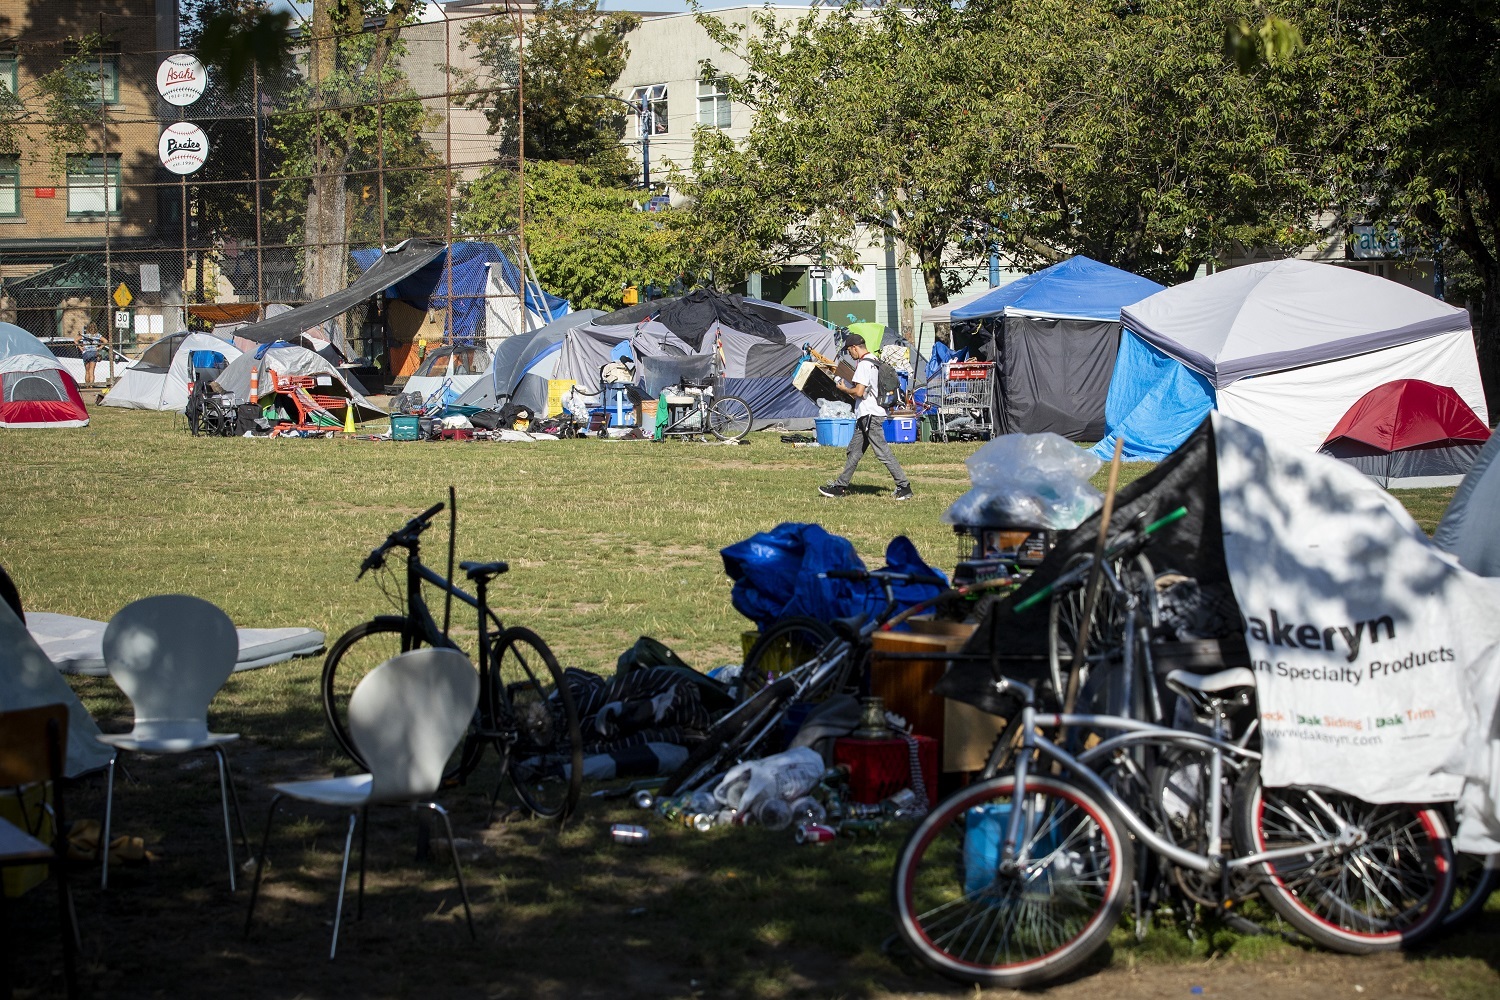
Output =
[{"x1": 321, "y1": 499, "x2": 585, "y2": 822}]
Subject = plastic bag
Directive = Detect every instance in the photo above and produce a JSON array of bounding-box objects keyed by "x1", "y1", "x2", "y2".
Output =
[
  {"x1": 941, "y1": 432, "x2": 1103, "y2": 530},
  {"x1": 712, "y1": 747, "x2": 824, "y2": 812},
  {"x1": 816, "y1": 397, "x2": 853, "y2": 419}
]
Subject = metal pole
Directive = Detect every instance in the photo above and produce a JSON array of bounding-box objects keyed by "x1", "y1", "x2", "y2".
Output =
[
  {"x1": 99, "y1": 17, "x2": 114, "y2": 380},
  {"x1": 514, "y1": 2, "x2": 526, "y2": 271},
  {"x1": 253, "y1": 64, "x2": 265, "y2": 311},
  {"x1": 443, "y1": 10, "x2": 454, "y2": 345},
  {"x1": 640, "y1": 93, "x2": 649, "y2": 191}
]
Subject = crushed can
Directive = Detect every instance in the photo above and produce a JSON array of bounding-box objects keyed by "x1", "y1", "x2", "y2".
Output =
[
  {"x1": 610, "y1": 824, "x2": 650, "y2": 845},
  {"x1": 795, "y1": 822, "x2": 837, "y2": 845}
]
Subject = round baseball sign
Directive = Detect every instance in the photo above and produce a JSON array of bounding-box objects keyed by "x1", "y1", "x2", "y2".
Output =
[
  {"x1": 156, "y1": 53, "x2": 208, "y2": 106},
  {"x1": 159, "y1": 122, "x2": 209, "y2": 175}
]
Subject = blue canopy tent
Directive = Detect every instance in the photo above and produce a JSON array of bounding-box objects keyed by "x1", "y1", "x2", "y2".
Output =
[
  {"x1": 350, "y1": 241, "x2": 570, "y2": 345},
  {"x1": 949, "y1": 256, "x2": 1162, "y2": 440}
]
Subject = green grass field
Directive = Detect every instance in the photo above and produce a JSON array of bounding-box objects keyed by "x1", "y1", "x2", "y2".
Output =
[{"x1": 2, "y1": 405, "x2": 1490, "y2": 1000}]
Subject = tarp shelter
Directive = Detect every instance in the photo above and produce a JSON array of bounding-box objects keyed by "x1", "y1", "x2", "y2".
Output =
[
  {"x1": 560, "y1": 290, "x2": 837, "y2": 428},
  {"x1": 350, "y1": 239, "x2": 570, "y2": 347},
  {"x1": 1435, "y1": 431, "x2": 1500, "y2": 576},
  {"x1": 1317, "y1": 379, "x2": 1491, "y2": 488},
  {"x1": 216, "y1": 345, "x2": 384, "y2": 420},
  {"x1": 0, "y1": 322, "x2": 58, "y2": 362},
  {"x1": 947, "y1": 256, "x2": 1164, "y2": 440},
  {"x1": 454, "y1": 309, "x2": 606, "y2": 413},
  {"x1": 0, "y1": 355, "x2": 89, "y2": 428},
  {"x1": 1095, "y1": 259, "x2": 1486, "y2": 460},
  {"x1": 0, "y1": 602, "x2": 113, "y2": 778},
  {"x1": 938, "y1": 413, "x2": 1500, "y2": 825},
  {"x1": 102, "y1": 332, "x2": 242, "y2": 412}
]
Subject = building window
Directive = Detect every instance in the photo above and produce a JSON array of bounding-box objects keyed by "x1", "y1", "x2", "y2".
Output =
[
  {"x1": 697, "y1": 78, "x2": 732, "y2": 129},
  {"x1": 66, "y1": 154, "x2": 120, "y2": 215},
  {"x1": 630, "y1": 84, "x2": 668, "y2": 136},
  {"x1": 0, "y1": 52, "x2": 16, "y2": 94},
  {"x1": 0, "y1": 156, "x2": 18, "y2": 216},
  {"x1": 70, "y1": 54, "x2": 120, "y2": 105}
]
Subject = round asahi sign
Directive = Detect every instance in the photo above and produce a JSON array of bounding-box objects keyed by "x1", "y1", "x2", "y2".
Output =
[
  {"x1": 156, "y1": 53, "x2": 208, "y2": 106},
  {"x1": 159, "y1": 122, "x2": 209, "y2": 175}
]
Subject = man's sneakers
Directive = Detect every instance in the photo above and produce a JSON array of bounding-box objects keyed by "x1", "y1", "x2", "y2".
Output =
[
  {"x1": 818, "y1": 483, "x2": 847, "y2": 498},
  {"x1": 893, "y1": 485, "x2": 914, "y2": 501}
]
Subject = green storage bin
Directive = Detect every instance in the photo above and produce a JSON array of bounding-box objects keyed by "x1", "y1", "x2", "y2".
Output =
[{"x1": 391, "y1": 414, "x2": 421, "y2": 441}]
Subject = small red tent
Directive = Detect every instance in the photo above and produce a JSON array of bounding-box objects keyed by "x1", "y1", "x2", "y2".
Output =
[
  {"x1": 0, "y1": 354, "x2": 89, "y2": 428},
  {"x1": 1318, "y1": 379, "x2": 1490, "y2": 488}
]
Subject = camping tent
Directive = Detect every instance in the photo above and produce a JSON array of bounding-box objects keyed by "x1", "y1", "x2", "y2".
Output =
[
  {"x1": 102, "y1": 332, "x2": 243, "y2": 412},
  {"x1": 0, "y1": 602, "x2": 113, "y2": 777},
  {"x1": 1095, "y1": 259, "x2": 1486, "y2": 460},
  {"x1": 1435, "y1": 431, "x2": 1500, "y2": 576},
  {"x1": 454, "y1": 309, "x2": 606, "y2": 414},
  {"x1": 946, "y1": 256, "x2": 1164, "y2": 440},
  {"x1": 0, "y1": 322, "x2": 58, "y2": 363},
  {"x1": 402, "y1": 343, "x2": 492, "y2": 405},
  {"x1": 0, "y1": 355, "x2": 89, "y2": 428},
  {"x1": 558, "y1": 290, "x2": 838, "y2": 428},
  {"x1": 216, "y1": 346, "x2": 385, "y2": 420},
  {"x1": 1317, "y1": 379, "x2": 1491, "y2": 488}
]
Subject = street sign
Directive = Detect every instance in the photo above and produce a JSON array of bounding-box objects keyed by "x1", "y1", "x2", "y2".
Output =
[
  {"x1": 114, "y1": 310, "x2": 131, "y2": 330},
  {"x1": 113, "y1": 283, "x2": 133, "y2": 308}
]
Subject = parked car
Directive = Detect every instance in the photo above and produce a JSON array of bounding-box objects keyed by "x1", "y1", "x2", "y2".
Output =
[{"x1": 39, "y1": 338, "x2": 136, "y2": 385}]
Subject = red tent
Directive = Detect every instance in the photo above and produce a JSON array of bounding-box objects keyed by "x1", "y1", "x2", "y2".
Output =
[
  {"x1": 0, "y1": 354, "x2": 89, "y2": 428},
  {"x1": 1319, "y1": 379, "x2": 1490, "y2": 488}
]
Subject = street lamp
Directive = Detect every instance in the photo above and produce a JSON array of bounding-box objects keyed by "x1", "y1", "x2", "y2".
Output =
[{"x1": 588, "y1": 92, "x2": 651, "y2": 192}]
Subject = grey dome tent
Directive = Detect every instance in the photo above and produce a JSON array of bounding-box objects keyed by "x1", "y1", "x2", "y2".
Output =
[{"x1": 454, "y1": 309, "x2": 605, "y2": 413}]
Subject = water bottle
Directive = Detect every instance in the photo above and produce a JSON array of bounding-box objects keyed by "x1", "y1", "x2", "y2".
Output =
[
  {"x1": 686, "y1": 790, "x2": 717, "y2": 815},
  {"x1": 754, "y1": 798, "x2": 793, "y2": 831},
  {"x1": 789, "y1": 796, "x2": 826, "y2": 825}
]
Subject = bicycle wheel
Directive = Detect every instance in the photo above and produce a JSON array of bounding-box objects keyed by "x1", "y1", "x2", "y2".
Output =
[
  {"x1": 707, "y1": 395, "x2": 753, "y2": 441},
  {"x1": 1232, "y1": 768, "x2": 1455, "y2": 951},
  {"x1": 893, "y1": 774, "x2": 1132, "y2": 988},
  {"x1": 740, "y1": 616, "x2": 836, "y2": 698},
  {"x1": 488, "y1": 626, "x2": 584, "y2": 822},
  {"x1": 1047, "y1": 553, "x2": 1153, "y2": 716},
  {"x1": 1443, "y1": 852, "x2": 1499, "y2": 929},
  {"x1": 659, "y1": 677, "x2": 796, "y2": 797},
  {"x1": 322, "y1": 619, "x2": 485, "y2": 779}
]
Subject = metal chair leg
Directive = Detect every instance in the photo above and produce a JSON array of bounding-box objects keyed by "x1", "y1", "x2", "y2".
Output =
[
  {"x1": 356, "y1": 806, "x2": 369, "y2": 922},
  {"x1": 213, "y1": 747, "x2": 238, "y2": 891},
  {"x1": 100, "y1": 752, "x2": 117, "y2": 890},
  {"x1": 429, "y1": 803, "x2": 476, "y2": 940},
  {"x1": 219, "y1": 745, "x2": 252, "y2": 861},
  {"x1": 329, "y1": 812, "x2": 358, "y2": 960},
  {"x1": 243, "y1": 793, "x2": 283, "y2": 938}
]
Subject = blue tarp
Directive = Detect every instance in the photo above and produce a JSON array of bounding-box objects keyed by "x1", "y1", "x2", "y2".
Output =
[
  {"x1": 350, "y1": 242, "x2": 570, "y2": 344},
  {"x1": 1091, "y1": 329, "x2": 1215, "y2": 461},
  {"x1": 951, "y1": 256, "x2": 1163, "y2": 322},
  {"x1": 721, "y1": 524, "x2": 946, "y2": 628}
]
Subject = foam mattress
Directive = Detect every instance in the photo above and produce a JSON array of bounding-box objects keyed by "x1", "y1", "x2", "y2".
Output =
[{"x1": 27, "y1": 612, "x2": 325, "y2": 676}]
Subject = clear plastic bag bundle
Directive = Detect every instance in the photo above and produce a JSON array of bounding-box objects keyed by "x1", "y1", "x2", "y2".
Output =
[
  {"x1": 712, "y1": 747, "x2": 825, "y2": 813},
  {"x1": 942, "y1": 432, "x2": 1104, "y2": 529},
  {"x1": 816, "y1": 397, "x2": 854, "y2": 419}
]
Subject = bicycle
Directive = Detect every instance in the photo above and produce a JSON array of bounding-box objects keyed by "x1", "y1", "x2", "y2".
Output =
[
  {"x1": 321, "y1": 500, "x2": 586, "y2": 822},
  {"x1": 659, "y1": 568, "x2": 946, "y2": 797},
  {"x1": 655, "y1": 376, "x2": 753, "y2": 442},
  {"x1": 891, "y1": 672, "x2": 1456, "y2": 988}
]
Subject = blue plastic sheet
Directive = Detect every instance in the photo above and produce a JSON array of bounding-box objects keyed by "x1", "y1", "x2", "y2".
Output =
[
  {"x1": 720, "y1": 524, "x2": 947, "y2": 628},
  {"x1": 1092, "y1": 329, "x2": 1215, "y2": 461}
]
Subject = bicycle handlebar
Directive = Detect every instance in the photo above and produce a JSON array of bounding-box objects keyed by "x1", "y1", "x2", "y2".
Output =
[
  {"x1": 357, "y1": 502, "x2": 445, "y2": 579},
  {"x1": 821, "y1": 569, "x2": 947, "y2": 587}
]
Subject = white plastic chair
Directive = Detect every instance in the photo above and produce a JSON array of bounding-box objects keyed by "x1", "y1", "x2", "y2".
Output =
[
  {"x1": 96, "y1": 595, "x2": 250, "y2": 890},
  {"x1": 243, "y1": 648, "x2": 480, "y2": 959}
]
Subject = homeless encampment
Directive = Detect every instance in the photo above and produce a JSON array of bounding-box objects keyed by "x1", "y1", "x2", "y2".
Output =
[
  {"x1": 938, "y1": 412, "x2": 1500, "y2": 853},
  {"x1": 1094, "y1": 260, "x2": 1488, "y2": 460},
  {"x1": 950, "y1": 256, "x2": 1164, "y2": 440},
  {"x1": 454, "y1": 309, "x2": 607, "y2": 414},
  {"x1": 215, "y1": 345, "x2": 385, "y2": 422}
]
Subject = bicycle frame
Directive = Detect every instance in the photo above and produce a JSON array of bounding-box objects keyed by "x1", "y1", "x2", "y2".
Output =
[
  {"x1": 392, "y1": 541, "x2": 505, "y2": 708},
  {"x1": 993, "y1": 678, "x2": 1351, "y2": 880}
]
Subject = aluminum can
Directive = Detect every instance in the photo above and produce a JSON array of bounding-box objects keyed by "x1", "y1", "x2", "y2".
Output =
[
  {"x1": 631, "y1": 789, "x2": 656, "y2": 810},
  {"x1": 795, "y1": 822, "x2": 837, "y2": 845},
  {"x1": 610, "y1": 823, "x2": 650, "y2": 844},
  {"x1": 689, "y1": 813, "x2": 715, "y2": 833}
]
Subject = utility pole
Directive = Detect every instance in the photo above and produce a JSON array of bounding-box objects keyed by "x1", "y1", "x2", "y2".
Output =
[{"x1": 588, "y1": 92, "x2": 649, "y2": 191}]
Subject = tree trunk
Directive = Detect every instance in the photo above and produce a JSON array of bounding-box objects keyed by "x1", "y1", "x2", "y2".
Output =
[{"x1": 1478, "y1": 266, "x2": 1500, "y2": 424}]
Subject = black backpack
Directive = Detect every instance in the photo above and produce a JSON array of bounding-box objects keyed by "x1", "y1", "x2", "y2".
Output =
[{"x1": 870, "y1": 355, "x2": 903, "y2": 406}]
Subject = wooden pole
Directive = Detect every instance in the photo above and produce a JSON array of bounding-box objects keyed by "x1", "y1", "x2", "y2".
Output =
[{"x1": 1060, "y1": 436, "x2": 1126, "y2": 717}]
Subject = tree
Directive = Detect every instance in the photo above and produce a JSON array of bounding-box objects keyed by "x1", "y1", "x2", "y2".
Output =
[
  {"x1": 456, "y1": 0, "x2": 638, "y2": 182},
  {"x1": 0, "y1": 35, "x2": 102, "y2": 168},
  {"x1": 460, "y1": 160, "x2": 684, "y2": 311}
]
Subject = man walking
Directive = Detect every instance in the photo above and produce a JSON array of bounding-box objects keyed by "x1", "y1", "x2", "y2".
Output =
[{"x1": 819, "y1": 333, "x2": 913, "y2": 500}]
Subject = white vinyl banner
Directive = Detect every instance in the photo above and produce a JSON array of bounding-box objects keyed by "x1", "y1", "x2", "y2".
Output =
[{"x1": 1214, "y1": 413, "x2": 1500, "y2": 805}]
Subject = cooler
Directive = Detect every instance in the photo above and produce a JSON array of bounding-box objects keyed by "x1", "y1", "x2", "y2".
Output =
[
  {"x1": 833, "y1": 735, "x2": 938, "y2": 807},
  {"x1": 883, "y1": 416, "x2": 917, "y2": 443}
]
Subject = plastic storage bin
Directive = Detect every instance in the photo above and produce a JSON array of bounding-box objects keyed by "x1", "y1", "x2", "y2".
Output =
[
  {"x1": 815, "y1": 417, "x2": 856, "y2": 447},
  {"x1": 390, "y1": 414, "x2": 421, "y2": 441},
  {"x1": 883, "y1": 416, "x2": 917, "y2": 443}
]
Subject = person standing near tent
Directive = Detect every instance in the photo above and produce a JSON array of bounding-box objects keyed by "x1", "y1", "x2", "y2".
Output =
[
  {"x1": 819, "y1": 333, "x2": 913, "y2": 500},
  {"x1": 76, "y1": 319, "x2": 103, "y2": 385}
]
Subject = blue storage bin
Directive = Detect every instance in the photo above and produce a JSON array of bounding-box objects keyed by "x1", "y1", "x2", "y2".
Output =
[
  {"x1": 815, "y1": 417, "x2": 855, "y2": 447},
  {"x1": 883, "y1": 416, "x2": 917, "y2": 443}
]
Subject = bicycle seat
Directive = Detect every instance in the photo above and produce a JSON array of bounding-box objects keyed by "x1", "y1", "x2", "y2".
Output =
[
  {"x1": 460, "y1": 560, "x2": 509, "y2": 582},
  {"x1": 1164, "y1": 666, "x2": 1256, "y2": 700},
  {"x1": 829, "y1": 614, "x2": 868, "y2": 643}
]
